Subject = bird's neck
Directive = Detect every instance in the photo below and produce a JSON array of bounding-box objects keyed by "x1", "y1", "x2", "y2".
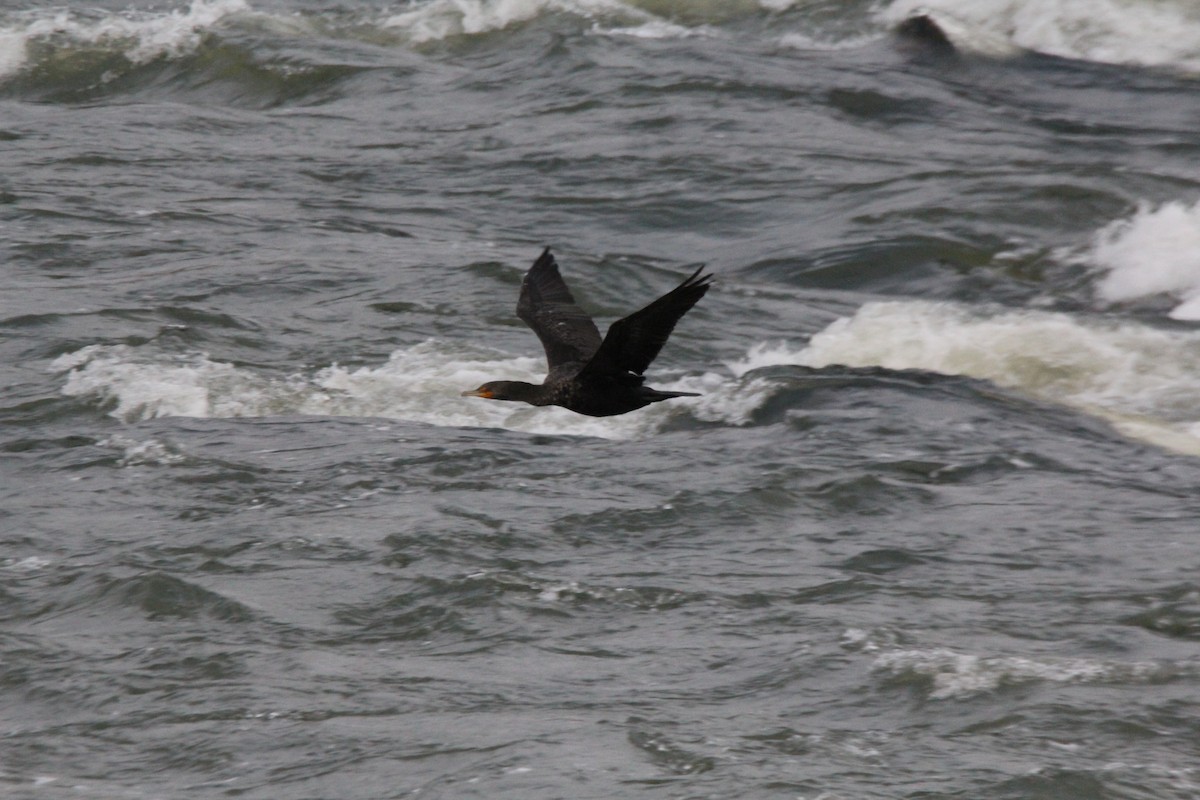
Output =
[{"x1": 496, "y1": 381, "x2": 555, "y2": 406}]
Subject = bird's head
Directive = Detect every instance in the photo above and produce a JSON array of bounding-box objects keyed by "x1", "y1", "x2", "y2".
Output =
[
  {"x1": 461, "y1": 381, "x2": 532, "y2": 402},
  {"x1": 461, "y1": 382, "x2": 498, "y2": 400}
]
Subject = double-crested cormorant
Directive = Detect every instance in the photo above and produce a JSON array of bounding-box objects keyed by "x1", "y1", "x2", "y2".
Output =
[{"x1": 462, "y1": 247, "x2": 712, "y2": 417}]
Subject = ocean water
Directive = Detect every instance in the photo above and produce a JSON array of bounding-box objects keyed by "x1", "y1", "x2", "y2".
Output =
[{"x1": 3, "y1": 0, "x2": 1200, "y2": 797}]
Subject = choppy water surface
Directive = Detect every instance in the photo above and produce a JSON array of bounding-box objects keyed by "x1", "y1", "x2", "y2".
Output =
[{"x1": 4, "y1": 1, "x2": 1200, "y2": 797}]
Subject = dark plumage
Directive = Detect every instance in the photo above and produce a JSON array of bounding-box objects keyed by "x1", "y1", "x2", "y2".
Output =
[{"x1": 462, "y1": 247, "x2": 712, "y2": 417}]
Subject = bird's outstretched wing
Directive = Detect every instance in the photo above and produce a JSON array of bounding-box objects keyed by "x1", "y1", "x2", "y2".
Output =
[
  {"x1": 517, "y1": 248, "x2": 603, "y2": 369},
  {"x1": 583, "y1": 266, "x2": 711, "y2": 377}
]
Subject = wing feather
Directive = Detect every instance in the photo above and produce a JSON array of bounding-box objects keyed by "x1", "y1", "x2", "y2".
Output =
[
  {"x1": 583, "y1": 266, "x2": 711, "y2": 377},
  {"x1": 516, "y1": 248, "x2": 603, "y2": 369}
]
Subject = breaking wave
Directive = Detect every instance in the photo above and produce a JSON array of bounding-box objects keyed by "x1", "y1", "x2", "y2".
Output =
[
  {"x1": 51, "y1": 340, "x2": 766, "y2": 440},
  {"x1": 736, "y1": 300, "x2": 1200, "y2": 454},
  {"x1": 877, "y1": 0, "x2": 1200, "y2": 71},
  {"x1": 1086, "y1": 199, "x2": 1200, "y2": 321}
]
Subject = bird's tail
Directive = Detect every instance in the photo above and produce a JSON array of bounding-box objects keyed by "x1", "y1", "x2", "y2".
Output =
[{"x1": 642, "y1": 388, "x2": 701, "y2": 403}]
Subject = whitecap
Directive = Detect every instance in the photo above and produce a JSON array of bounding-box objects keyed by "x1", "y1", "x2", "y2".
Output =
[
  {"x1": 51, "y1": 339, "x2": 763, "y2": 439},
  {"x1": 743, "y1": 300, "x2": 1200, "y2": 454},
  {"x1": 597, "y1": 19, "x2": 699, "y2": 40},
  {"x1": 873, "y1": 647, "x2": 1174, "y2": 699},
  {"x1": 1087, "y1": 200, "x2": 1200, "y2": 321},
  {"x1": 378, "y1": 0, "x2": 800, "y2": 44},
  {"x1": 99, "y1": 435, "x2": 188, "y2": 466},
  {"x1": 5, "y1": 556, "x2": 52, "y2": 571},
  {"x1": 877, "y1": 0, "x2": 1200, "y2": 70},
  {"x1": 777, "y1": 31, "x2": 888, "y2": 52},
  {"x1": 381, "y1": 0, "x2": 648, "y2": 44},
  {"x1": 0, "y1": 0, "x2": 250, "y2": 78},
  {"x1": 52, "y1": 301, "x2": 1200, "y2": 450}
]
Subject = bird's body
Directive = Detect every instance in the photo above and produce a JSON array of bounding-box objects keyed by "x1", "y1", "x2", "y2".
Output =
[{"x1": 462, "y1": 248, "x2": 712, "y2": 417}]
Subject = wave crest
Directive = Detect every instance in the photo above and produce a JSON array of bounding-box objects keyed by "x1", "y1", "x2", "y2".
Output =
[
  {"x1": 1088, "y1": 200, "x2": 1200, "y2": 321},
  {"x1": 755, "y1": 301, "x2": 1200, "y2": 454},
  {"x1": 0, "y1": 0, "x2": 249, "y2": 80},
  {"x1": 878, "y1": 0, "x2": 1200, "y2": 71},
  {"x1": 51, "y1": 340, "x2": 760, "y2": 439}
]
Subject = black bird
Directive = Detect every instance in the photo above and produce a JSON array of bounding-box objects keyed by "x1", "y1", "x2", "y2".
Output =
[{"x1": 462, "y1": 247, "x2": 712, "y2": 417}]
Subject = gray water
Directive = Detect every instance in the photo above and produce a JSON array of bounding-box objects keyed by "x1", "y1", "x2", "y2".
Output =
[{"x1": 3, "y1": 1, "x2": 1200, "y2": 797}]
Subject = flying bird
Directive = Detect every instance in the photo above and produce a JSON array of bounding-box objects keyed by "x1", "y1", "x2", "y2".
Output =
[{"x1": 462, "y1": 247, "x2": 712, "y2": 417}]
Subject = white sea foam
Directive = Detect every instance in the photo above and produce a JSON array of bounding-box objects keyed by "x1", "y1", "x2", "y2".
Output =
[
  {"x1": 0, "y1": 29, "x2": 27, "y2": 76},
  {"x1": 778, "y1": 30, "x2": 885, "y2": 52},
  {"x1": 1086, "y1": 200, "x2": 1200, "y2": 321},
  {"x1": 873, "y1": 647, "x2": 1173, "y2": 699},
  {"x1": 4, "y1": 556, "x2": 52, "y2": 572},
  {"x1": 600, "y1": 19, "x2": 699, "y2": 40},
  {"x1": 8, "y1": 0, "x2": 1193, "y2": 71},
  {"x1": 382, "y1": 0, "x2": 647, "y2": 43},
  {"x1": 380, "y1": 0, "x2": 798, "y2": 43},
  {"x1": 878, "y1": 0, "x2": 1200, "y2": 70},
  {"x1": 742, "y1": 301, "x2": 1200, "y2": 454},
  {"x1": 726, "y1": 340, "x2": 815, "y2": 378},
  {"x1": 51, "y1": 340, "x2": 761, "y2": 440},
  {"x1": 0, "y1": 0, "x2": 249, "y2": 78},
  {"x1": 99, "y1": 435, "x2": 188, "y2": 466},
  {"x1": 52, "y1": 302, "x2": 1200, "y2": 449}
]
